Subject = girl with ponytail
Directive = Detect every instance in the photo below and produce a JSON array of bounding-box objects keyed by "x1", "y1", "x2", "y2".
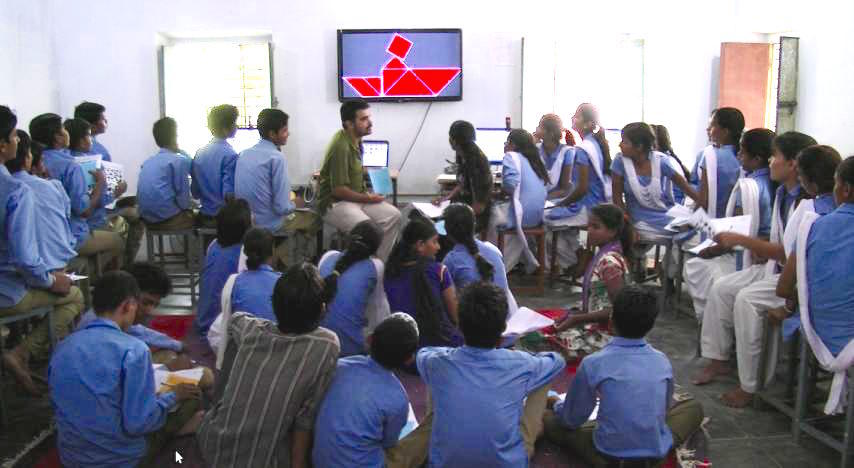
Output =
[
  {"x1": 442, "y1": 203, "x2": 518, "y2": 313},
  {"x1": 695, "y1": 107, "x2": 743, "y2": 218},
  {"x1": 554, "y1": 203, "x2": 634, "y2": 331},
  {"x1": 318, "y1": 220, "x2": 389, "y2": 356},
  {"x1": 436, "y1": 120, "x2": 494, "y2": 233},
  {"x1": 385, "y1": 219, "x2": 462, "y2": 348},
  {"x1": 207, "y1": 227, "x2": 281, "y2": 368}
]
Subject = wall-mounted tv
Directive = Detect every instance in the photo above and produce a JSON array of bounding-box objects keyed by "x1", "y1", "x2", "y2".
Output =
[{"x1": 338, "y1": 29, "x2": 462, "y2": 102}]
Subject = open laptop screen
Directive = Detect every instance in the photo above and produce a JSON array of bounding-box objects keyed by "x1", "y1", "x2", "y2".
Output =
[{"x1": 362, "y1": 140, "x2": 390, "y2": 167}]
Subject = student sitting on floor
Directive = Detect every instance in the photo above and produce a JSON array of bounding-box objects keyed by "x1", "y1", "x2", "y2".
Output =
[
  {"x1": 49, "y1": 271, "x2": 203, "y2": 468},
  {"x1": 442, "y1": 203, "x2": 518, "y2": 313},
  {"x1": 313, "y1": 313, "x2": 430, "y2": 468},
  {"x1": 208, "y1": 227, "x2": 282, "y2": 368},
  {"x1": 385, "y1": 219, "x2": 461, "y2": 348},
  {"x1": 192, "y1": 104, "x2": 239, "y2": 227},
  {"x1": 5, "y1": 130, "x2": 78, "y2": 272},
  {"x1": 319, "y1": 220, "x2": 390, "y2": 357},
  {"x1": 137, "y1": 117, "x2": 195, "y2": 230},
  {"x1": 29, "y1": 113, "x2": 123, "y2": 265},
  {"x1": 76, "y1": 262, "x2": 214, "y2": 389},
  {"x1": 195, "y1": 197, "x2": 252, "y2": 336},
  {"x1": 490, "y1": 129, "x2": 549, "y2": 273},
  {"x1": 554, "y1": 204, "x2": 634, "y2": 331},
  {"x1": 0, "y1": 106, "x2": 83, "y2": 396},
  {"x1": 197, "y1": 263, "x2": 340, "y2": 468},
  {"x1": 418, "y1": 281, "x2": 566, "y2": 467},
  {"x1": 543, "y1": 285, "x2": 704, "y2": 467}
]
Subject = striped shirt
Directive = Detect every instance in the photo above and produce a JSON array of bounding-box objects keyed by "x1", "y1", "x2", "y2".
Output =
[{"x1": 197, "y1": 313, "x2": 340, "y2": 467}]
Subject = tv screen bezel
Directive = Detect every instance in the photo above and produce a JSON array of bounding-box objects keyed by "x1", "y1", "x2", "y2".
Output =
[{"x1": 337, "y1": 28, "x2": 463, "y2": 103}]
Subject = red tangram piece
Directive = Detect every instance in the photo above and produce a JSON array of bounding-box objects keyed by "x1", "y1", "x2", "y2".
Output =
[{"x1": 386, "y1": 34, "x2": 413, "y2": 59}]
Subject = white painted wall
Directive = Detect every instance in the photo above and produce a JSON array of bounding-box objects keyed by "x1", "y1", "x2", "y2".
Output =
[{"x1": 3, "y1": 0, "x2": 852, "y2": 195}]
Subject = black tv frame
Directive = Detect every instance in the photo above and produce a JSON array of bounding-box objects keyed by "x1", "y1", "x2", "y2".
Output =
[{"x1": 337, "y1": 28, "x2": 463, "y2": 103}]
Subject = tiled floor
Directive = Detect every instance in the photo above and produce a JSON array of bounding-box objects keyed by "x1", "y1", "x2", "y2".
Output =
[{"x1": 0, "y1": 276, "x2": 845, "y2": 467}]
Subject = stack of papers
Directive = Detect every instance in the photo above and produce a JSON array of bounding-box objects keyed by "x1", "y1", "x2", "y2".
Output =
[
  {"x1": 502, "y1": 307, "x2": 554, "y2": 336},
  {"x1": 411, "y1": 200, "x2": 449, "y2": 219},
  {"x1": 685, "y1": 214, "x2": 753, "y2": 254},
  {"x1": 153, "y1": 364, "x2": 204, "y2": 394}
]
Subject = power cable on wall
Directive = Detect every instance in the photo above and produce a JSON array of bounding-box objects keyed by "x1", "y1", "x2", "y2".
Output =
[{"x1": 396, "y1": 101, "x2": 433, "y2": 173}]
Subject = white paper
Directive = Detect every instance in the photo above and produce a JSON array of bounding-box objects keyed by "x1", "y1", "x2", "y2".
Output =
[
  {"x1": 412, "y1": 201, "x2": 449, "y2": 219},
  {"x1": 502, "y1": 306, "x2": 554, "y2": 336},
  {"x1": 708, "y1": 215, "x2": 752, "y2": 237},
  {"x1": 153, "y1": 366, "x2": 204, "y2": 392},
  {"x1": 101, "y1": 160, "x2": 125, "y2": 193},
  {"x1": 687, "y1": 238, "x2": 716, "y2": 255},
  {"x1": 68, "y1": 273, "x2": 88, "y2": 282},
  {"x1": 553, "y1": 392, "x2": 599, "y2": 421},
  {"x1": 398, "y1": 403, "x2": 419, "y2": 439}
]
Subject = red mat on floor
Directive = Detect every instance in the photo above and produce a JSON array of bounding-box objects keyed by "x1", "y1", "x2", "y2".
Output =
[{"x1": 149, "y1": 315, "x2": 194, "y2": 340}]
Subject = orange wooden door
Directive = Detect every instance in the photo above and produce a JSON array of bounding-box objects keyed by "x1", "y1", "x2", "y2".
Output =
[{"x1": 719, "y1": 42, "x2": 774, "y2": 130}]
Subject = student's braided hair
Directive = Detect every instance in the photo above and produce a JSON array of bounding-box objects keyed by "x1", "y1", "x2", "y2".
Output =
[
  {"x1": 443, "y1": 203, "x2": 494, "y2": 280},
  {"x1": 591, "y1": 203, "x2": 635, "y2": 261},
  {"x1": 324, "y1": 220, "x2": 382, "y2": 300},
  {"x1": 711, "y1": 107, "x2": 745, "y2": 148},
  {"x1": 385, "y1": 219, "x2": 445, "y2": 343},
  {"x1": 507, "y1": 129, "x2": 550, "y2": 186},
  {"x1": 449, "y1": 120, "x2": 493, "y2": 205}
]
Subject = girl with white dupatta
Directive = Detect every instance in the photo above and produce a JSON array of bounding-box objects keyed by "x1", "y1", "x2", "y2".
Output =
[
  {"x1": 488, "y1": 129, "x2": 549, "y2": 273},
  {"x1": 694, "y1": 107, "x2": 744, "y2": 219},
  {"x1": 776, "y1": 155, "x2": 854, "y2": 415},
  {"x1": 684, "y1": 129, "x2": 776, "y2": 322},
  {"x1": 544, "y1": 104, "x2": 612, "y2": 274}
]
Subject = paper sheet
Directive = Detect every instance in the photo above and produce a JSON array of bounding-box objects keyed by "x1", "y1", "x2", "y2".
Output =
[
  {"x1": 411, "y1": 200, "x2": 449, "y2": 219},
  {"x1": 398, "y1": 403, "x2": 419, "y2": 439},
  {"x1": 549, "y1": 392, "x2": 599, "y2": 421},
  {"x1": 76, "y1": 154, "x2": 103, "y2": 188},
  {"x1": 68, "y1": 273, "x2": 88, "y2": 282},
  {"x1": 154, "y1": 365, "x2": 204, "y2": 394},
  {"x1": 686, "y1": 238, "x2": 716, "y2": 255},
  {"x1": 502, "y1": 307, "x2": 554, "y2": 337},
  {"x1": 368, "y1": 167, "x2": 393, "y2": 196}
]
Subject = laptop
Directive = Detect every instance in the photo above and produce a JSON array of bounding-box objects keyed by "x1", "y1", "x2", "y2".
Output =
[
  {"x1": 362, "y1": 140, "x2": 390, "y2": 168},
  {"x1": 475, "y1": 128, "x2": 510, "y2": 165}
]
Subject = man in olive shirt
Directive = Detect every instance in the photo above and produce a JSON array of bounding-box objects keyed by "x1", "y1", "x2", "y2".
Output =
[{"x1": 317, "y1": 100, "x2": 401, "y2": 261}]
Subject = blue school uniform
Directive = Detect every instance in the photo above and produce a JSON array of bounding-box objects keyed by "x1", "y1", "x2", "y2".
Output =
[
  {"x1": 191, "y1": 138, "x2": 238, "y2": 217},
  {"x1": 318, "y1": 252, "x2": 378, "y2": 357},
  {"x1": 234, "y1": 139, "x2": 294, "y2": 231},
  {"x1": 0, "y1": 166, "x2": 53, "y2": 308},
  {"x1": 501, "y1": 152, "x2": 547, "y2": 228},
  {"x1": 11, "y1": 170, "x2": 77, "y2": 270},
  {"x1": 805, "y1": 203, "x2": 854, "y2": 356},
  {"x1": 547, "y1": 134, "x2": 606, "y2": 220},
  {"x1": 417, "y1": 346, "x2": 565, "y2": 467},
  {"x1": 312, "y1": 355, "x2": 409, "y2": 468},
  {"x1": 76, "y1": 309, "x2": 183, "y2": 352},
  {"x1": 554, "y1": 337, "x2": 674, "y2": 459},
  {"x1": 442, "y1": 240, "x2": 509, "y2": 292},
  {"x1": 42, "y1": 148, "x2": 91, "y2": 248},
  {"x1": 384, "y1": 261, "x2": 462, "y2": 347},
  {"x1": 49, "y1": 318, "x2": 177, "y2": 467},
  {"x1": 71, "y1": 149, "x2": 114, "y2": 230},
  {"x1": 610, "y1": 154, "x2": 679, "y2": 232},
  {"x1": 779, "y1": 184, "x2": 801, "y2": 227},
  {"x1": 230, "y1": 265, "x2": 281, "y2": 322},
  {"x1": 90, "y1": 136, "x2": 112, "y2": 162},
  {"x1": 697, "y1": 145, "x2": 740, "y2": 217},
  {"x1": 538, "y1": 142, "x2": 575, "y2": 185},
  {"x1": 195, "y1": 241, "x2": 242, "y2": 335},
  {"x1": 137, "y1": 148, "x2": 192, "y2": 224},
  {"x1": 738, "y1": 168, "x2": 773, "y2": 237}
]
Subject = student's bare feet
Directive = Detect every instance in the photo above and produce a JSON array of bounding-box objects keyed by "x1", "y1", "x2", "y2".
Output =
[
  {"x1": 692, "y1": 359, "x2": 731, "y2": 385},
  {"x1": 721, "y1": 387, "x2": 754, "y2": 408},
  {"x1": 2, "y1": 347, "x2": 42, "y2": 396}
]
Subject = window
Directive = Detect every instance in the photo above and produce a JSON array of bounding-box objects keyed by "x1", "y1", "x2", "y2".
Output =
[{"x1": 159, "y1": 38, "x2": 274, "y2": 155}]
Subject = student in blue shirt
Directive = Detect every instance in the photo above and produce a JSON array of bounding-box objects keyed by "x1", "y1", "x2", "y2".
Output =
[
  {"x1": 195, "y1": 198, "x2": 251, "y2": 336},
  {"x1": 0, "y1": 107, "x2": 82, "y2": 397},
  {"x1": 137, "y1": 117, "x2": 195, "y2": 230},
  {"x1": 651, "y1": 124, "x2": 691, "y2": 204},
  {"x1": 319, "y1": 220, "x2": 386, "y2": 356},
  {"x1": 313, "y1": 313, "x2": 430, "y2": 468},
  {"x1": 235, "y1": 108, "x2": 318, "y2": 267},
  {"x1": 696, "y1": 107, "x2": 743, "y2": 218},
  {"x1": 192, "y1": 104, "x2": 239, "y2": 227},
  {"x1": 49, "y1": 271, "x2": 202, "y2": 468},
  {"x1": 544, "y1": 286, "x2": 704, "y2": 466},
  {"x1": 493, "y1": 129, "x2": 549, "y2": 273},
  {"x1": 537, "y1": 115, "x2": 579, "y2": 272},
  {"x1": 417, "y1": 281, "x2": 565, "y2": 467},
  {"x1": 29, "y1": 113, "x2": 123, "y2": 264},
  {"x1": 5, "y1": 130, "x2": 77, "y2": 271},
  {"x1": 74, "y1": 101, "x2": 145, "y2": 265},
  {"x1": 442, "y1": 203, "x2": 517, "y2": 313}
]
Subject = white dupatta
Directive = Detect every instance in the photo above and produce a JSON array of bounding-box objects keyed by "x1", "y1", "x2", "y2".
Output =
[
  {"x1": 795, "y1": 212, "x2": 854, "y2": 414},
  {"x1": 701, "y1": 145, "x2": 720, "y2": 218},
  {"x1": 505, "y1": 152, "x2": 540, "y2": 268},
  {"x1": 620, "y1": 151, "x2": 670, "y2": 211},
  {"x1": 578, "y1": 137, "x2": 612, "y2": 202},
  {"x1": 724, "y1": 178, "x2": 760, "y2": 267},
  {"x1": 538, "y1": 143, "x2": 573, "y2": 192}
]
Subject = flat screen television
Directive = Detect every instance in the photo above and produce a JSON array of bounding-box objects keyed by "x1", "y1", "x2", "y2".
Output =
[{"x1": 338, "y1": 29, "x2": 462, "y2": 102}]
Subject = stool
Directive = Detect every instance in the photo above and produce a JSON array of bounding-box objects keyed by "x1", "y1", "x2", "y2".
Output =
[
  {"x1": 145, "y1": 228, "x2": 199, "y2": 309},
  {"x1": 633, "y1": 235, "x2": 682, "y2": 317},
  {"x1": 546, "y1": 224, "x2": 586, "y2": 288},
  {"x1": 0, "y1": 306, "x2": 55, "y2": 426},
  {"x1": 497, "y1": 225, "x2": 546, "y2": 296},
  {"x1": 197, "y1": 227, "x2": 217, "y2": 263},
  {"x1": 792, "y1": 338, "x2": 854, "y2": 467}
]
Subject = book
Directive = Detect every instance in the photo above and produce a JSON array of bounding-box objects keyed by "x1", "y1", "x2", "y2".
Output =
[
  {"x1": 368, "y1": 167, "x2": 393, "y2": 196},
  {"x1": 75, "y1": 154, "x2": 103, "y2": 188}
]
